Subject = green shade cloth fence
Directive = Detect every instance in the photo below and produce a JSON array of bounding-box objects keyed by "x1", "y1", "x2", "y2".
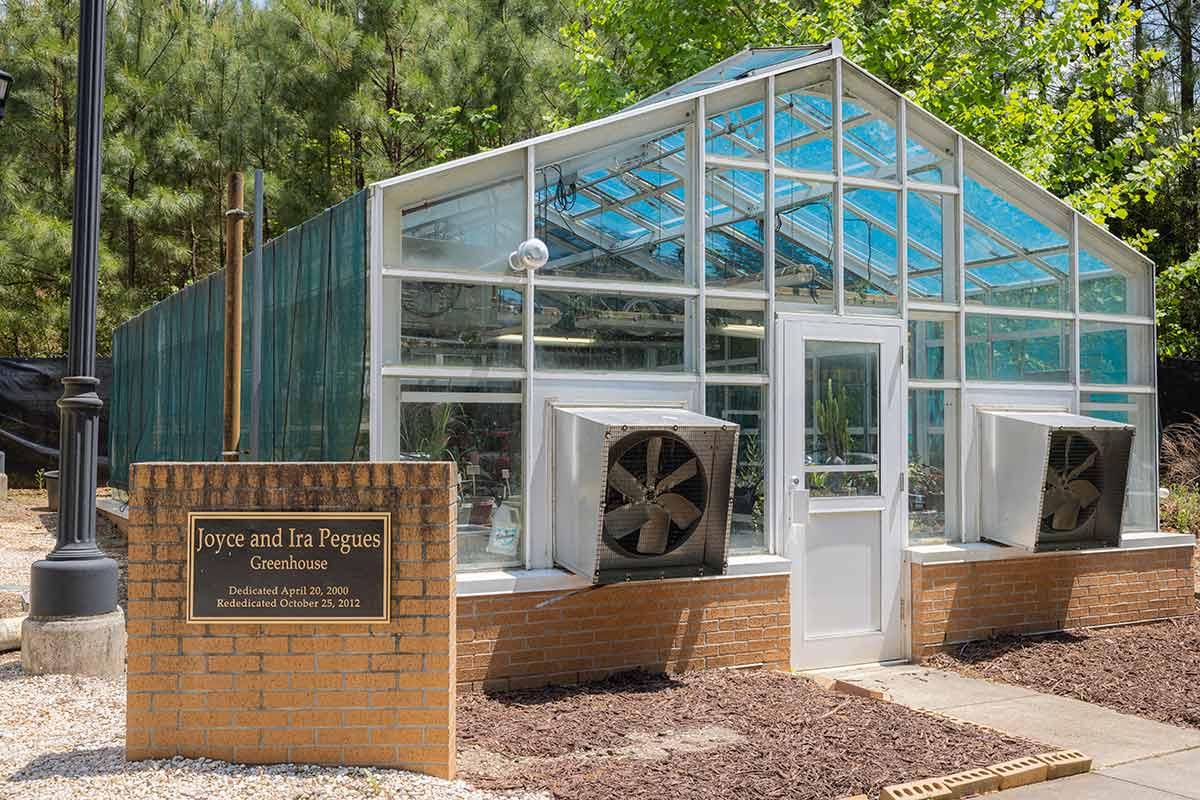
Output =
[{"x1": 108, "y1": 190, "x2": 369, "y2": 489}]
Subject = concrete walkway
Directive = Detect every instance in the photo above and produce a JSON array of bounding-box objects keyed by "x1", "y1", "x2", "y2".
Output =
[{"x1": 824, "y1": 663, "x2": 1200, "y2": 799}]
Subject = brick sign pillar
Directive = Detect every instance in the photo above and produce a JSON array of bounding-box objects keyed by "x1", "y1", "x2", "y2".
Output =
[{"x1": 125, "y1": 462, "x2": 457, "y2": 778}]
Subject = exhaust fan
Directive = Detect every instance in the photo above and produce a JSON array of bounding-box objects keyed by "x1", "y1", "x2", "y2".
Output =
[
  {"x1": 980, "y1": 411, "x2": 1135, "y2": 551},
  {"x1": 554, "y1": 407, "x2": 738, "y2": 583}
]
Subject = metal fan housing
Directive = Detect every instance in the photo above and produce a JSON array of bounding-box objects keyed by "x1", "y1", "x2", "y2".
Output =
[
  {"x1": 553, "y1": 407, "x2": 739, "y2": 584},
  {"x1": 980, "y1": 410, "x2": 1134, "y2": 552}
]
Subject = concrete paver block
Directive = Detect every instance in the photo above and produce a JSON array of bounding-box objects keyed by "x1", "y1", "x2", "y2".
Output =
[
  {"x1": 1036, "y1": 750, "x2": 1092, "y2": 779},
  {"x1": 940, "y1": 766, "x2": 1001, "y2": 798},
  {"x1": 989, "y1": 756, "x2": 1048, "y2": 789},
  {"x1": 833, "y1": 678, "x2": 890, "y2": 701},
  {"x1": 880, "y1": 778, "x2": 953, "y2": 800}
]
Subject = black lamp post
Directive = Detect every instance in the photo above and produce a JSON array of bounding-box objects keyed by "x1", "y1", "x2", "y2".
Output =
[
  {"x1": 28, "y1": 0, "x2": 118, "y2": 620},
  {"x1": 0, "y1": 70, "x2": 13, "y2": 119}
]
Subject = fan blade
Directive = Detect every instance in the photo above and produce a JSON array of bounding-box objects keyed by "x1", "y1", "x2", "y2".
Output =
[
  {"x1": 608, "y1": 462, "x2": 644, "y2": 501},
  {"x1": 657, "y1": 493, "x2": 702, "y2": 528},
  {"x1": 636, "y1": 505, "x2": 670, "y2": 555},
  {"x1": 1051, "y1": 497, "x2": 1082, "y2": 531},
  {"x1": 1042, "y1": 487, "x2": 1073, "y2": 518},
  {"x1": 657, "y1": 457, "x2": 699, "y2": 493},
  {"x1": 1065, "y1": 449, "x2": 1098, "y2": 482},
  {"x1": 1068, "y1": 479, "x2": 1101, "y2": 508},
  {"x1": 604, "y1": 503, "x2": 652, "y2": 538},
  {"x1": 646, "y1": 436, "x2": 663, "y2": 486}
]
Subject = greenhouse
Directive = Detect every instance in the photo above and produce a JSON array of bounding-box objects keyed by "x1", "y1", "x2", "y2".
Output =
[{"x1": 112, "y1": 41, "x2": 1178, "y2": 670}]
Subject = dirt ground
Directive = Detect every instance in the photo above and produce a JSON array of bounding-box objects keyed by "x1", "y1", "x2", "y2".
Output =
[
  {"x1": 457, "y1": 669, "x2": 1045, "y2": 800},
  {"x1": 0, "y1": 487, "x2": 126, "y2": 617},
  {"x1": 929, "y1": 600, "x2": 1200, "y2": 730}
]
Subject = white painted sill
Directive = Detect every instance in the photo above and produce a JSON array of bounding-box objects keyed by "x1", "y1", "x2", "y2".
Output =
[
  {"x1": 456, "y1": 553, "x2": 791, "y2": 597},
  {"x1": 906, "y1": 530, "x2": 1196, "y2": 565}
]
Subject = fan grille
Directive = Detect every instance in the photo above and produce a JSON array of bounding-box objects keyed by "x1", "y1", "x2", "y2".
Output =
[
  {"x1": 602, "y1": 431, "x2": 708, "y2": 558},
  {"x1": 1041, "y1": 431, "x2": 1105, "y2": 536}
]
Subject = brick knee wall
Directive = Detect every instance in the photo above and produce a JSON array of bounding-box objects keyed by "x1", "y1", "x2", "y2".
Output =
[
  {"x1": 911, "y1": 546, "x2": 1195, "y2": 660},
  {"x1": 125, "y1": 462, "x2": 458, "y2": 779},
  {"x1": 456, "y1": 575, "x2": 789, "y2": 692}
]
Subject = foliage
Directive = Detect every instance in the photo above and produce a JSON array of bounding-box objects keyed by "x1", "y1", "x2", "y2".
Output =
[
  {"x1": 8, "y1": 0, "x2": 1200, "y2": 359},
  {"x1": 1161, "y1": 484, "x2": 1200, "y2": 534},
  {"x1": 0, "y1": 0, "x2": 573, "y2": 357},
  {"x1": 1162, "y1": 414, "x2": 1200, "y2": 489},
  {"x1": 395, "y1": 402, "x2": 458, "y2": 460}
]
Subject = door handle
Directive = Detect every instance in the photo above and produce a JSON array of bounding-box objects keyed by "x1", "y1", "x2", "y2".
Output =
[
  {"x1": 783, "y1": 476, "x2": 809, "y2": 559},
  {"x1": 788, "y1": 475, "x2": 809, "y2": 526}
]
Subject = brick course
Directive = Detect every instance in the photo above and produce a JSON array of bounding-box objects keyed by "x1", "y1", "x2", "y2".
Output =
[
  {"x1": 910, "y1": 545, "x2": 1195, "y2": 660},
  {"x1": 457, "y1": 575, "x2": 789, "y2": 692},
  {"x1": 125, "y1": 462, "x2": 458, "y2": 779}
]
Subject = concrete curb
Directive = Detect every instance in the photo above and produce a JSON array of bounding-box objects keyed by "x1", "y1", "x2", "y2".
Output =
[{"x1": 878, "y1": 750, "x2": 1092, "y2": 800}]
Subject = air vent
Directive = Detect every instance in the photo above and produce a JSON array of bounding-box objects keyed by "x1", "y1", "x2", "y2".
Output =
[
  {"x1": 980, "y1": 411, "x2": 1134, "y2": 552},
  {"x1": 554, "y1": 407, "x2": 738, "y2": 583}
]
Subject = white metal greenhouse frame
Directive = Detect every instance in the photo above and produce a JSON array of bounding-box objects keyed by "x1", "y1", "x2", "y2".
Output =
[{"x1": 363, "y1": 41, "x2": 1161, "y2": 668}]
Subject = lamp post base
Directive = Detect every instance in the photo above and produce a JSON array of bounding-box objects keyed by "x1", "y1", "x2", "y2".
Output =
[
  {"x1": 29, "y1": 556, "x2": 118, "y2": 618},
  {"x1": 21, "y1": 608, "x2": 125, "y2": 678}
]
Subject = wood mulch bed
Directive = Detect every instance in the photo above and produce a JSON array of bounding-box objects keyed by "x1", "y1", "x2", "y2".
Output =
[
  {"x1": 929, "y1": 600, "x2": 1200, "y2": 730},
  {"x1": 457, "y1": 669, "x2": 1044, "y2": 800}
]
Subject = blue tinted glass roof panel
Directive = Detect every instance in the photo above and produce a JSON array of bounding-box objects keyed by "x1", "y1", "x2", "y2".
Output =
[{"x1": 627, "y1": 47, "x2": 829, "y2": 110}]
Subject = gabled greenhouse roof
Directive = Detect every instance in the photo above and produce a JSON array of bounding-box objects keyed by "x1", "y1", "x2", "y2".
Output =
[
  {"x1": 373, "y1": 40, "x2": 1152, "y2": 304},
  {"x1": 626, "y1": 46, "x2": 833, "y2": 110}
]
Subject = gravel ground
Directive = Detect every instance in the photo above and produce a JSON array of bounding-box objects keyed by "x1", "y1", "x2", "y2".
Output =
[
  {"x1": 929, "y1": 599, "x2": 1200, "y2": 730},
  {"x1": 459, "y1": 669, "x2": 1046, "y2": 800},
  {"x1": 0, "y1": 652, "x2": 547, "y2": 800},
  {"x1": 0, "y1": 488, "x2": 126, "y2": 615}
]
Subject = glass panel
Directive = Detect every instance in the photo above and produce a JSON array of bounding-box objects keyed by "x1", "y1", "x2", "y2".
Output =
[
  {"x1": 535, "y1": 126, "x2": 687, "y2": 284},
  {"x1": 908, "y1": 388, "x2": 958, "y2": 544},
  {"x1": 1081, "y1": 393, "x2": 1158, "y2": 532},
  {"x1": 842, "y1": 77, "x2": 898, "y2": 182},
  {"x1": 534, "y1": 291, "x2": 689, "y2": 371},
  {"x1": 965, "y1": 314, "x2": 1071, "y2": 383},
  {"x1": 397, "y1": 281, "x2": 523, "y2": 368},
  {"x1": 706, "y1": 167, "x2": 765, "y2": 289},
  {"x1": 1080, "y1": 321, "x2": 1154, "y2": 385},
  {"x1": 843, "y1": 188, "x2": 899, "y2": 312},
  {"x1": 776, "y1": 64, "x2": 834, "y2": 174},
  {"x1": 774, "y1": 178, "x2": 835, "y2": 308},
  {"x1": 906, "y1": 113, "x2": 956, "y2": 184},
  {"x1": 804, "y1": 340, "x2": 881, "y2": 496},
  {"x1": 1080, "y1": 244, "x2": 1152, "y2": 316},
  {"x1": 706, "y1": 298, "x2": 765, "y2": 374},
  {"x1": 707, "y1": 100, "x2": 766, "y2": 159},
  {"x1": 397, "y1": 178, "x2": 523, "y2": 274},
  {"x1": 907, "y1": 190, "x2": 957, "y2": 302},
  {"x1": 907, "y1": 314, "x2": 957, "y2": 380},
  {"x1": 963, "y1": 174, "x2": 1070, "y2": 310},
  {"x1": 706, "y1": 384, "x2": 767, "y2": 553},
  {"x1": 395, "y1": 380, "x2": 523, "y2": 569}
]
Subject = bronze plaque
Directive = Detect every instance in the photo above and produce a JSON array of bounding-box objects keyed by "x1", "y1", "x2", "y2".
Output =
[{"x1": 186, "y1": 512, "x2": 390, "y2": 624}]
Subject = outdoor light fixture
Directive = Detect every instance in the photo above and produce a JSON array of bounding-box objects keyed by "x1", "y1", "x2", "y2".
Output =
[
  {"x1": 720, "y1": 323, "x2": 765, "y2": 339},
  {"x1": 508, "y1": 238, "x2": 550, "y2": 271},
  {"x1": 0, "y1": 70, "x2": 13, "y2": 119},
  {"x1": 493, "y1": 333, "x2": 596, "y2": 346}
]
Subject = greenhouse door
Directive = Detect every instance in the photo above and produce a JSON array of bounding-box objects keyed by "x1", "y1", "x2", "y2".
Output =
[{"x1": 779, "y1": 316, "x2": 905, "y2": 670}]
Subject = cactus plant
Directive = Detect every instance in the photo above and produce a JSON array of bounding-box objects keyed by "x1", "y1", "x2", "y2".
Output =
[{"x1": 814, "y1": 378, "x2": 851, "y2": 463}]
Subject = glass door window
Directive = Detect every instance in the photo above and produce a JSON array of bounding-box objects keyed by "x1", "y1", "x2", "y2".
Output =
[{"x1": 804, "y1": 341, "x2": 881, "y2": 496}]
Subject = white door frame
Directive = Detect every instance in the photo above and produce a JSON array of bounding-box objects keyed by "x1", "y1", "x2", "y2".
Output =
[{"x1": 776, "y1": 313, "x2": 906, "y2": 670}]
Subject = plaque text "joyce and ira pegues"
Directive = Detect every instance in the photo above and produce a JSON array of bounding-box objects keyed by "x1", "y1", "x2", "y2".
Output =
[{"x1": 186, "y1": 512, "x2": 391, "y2": 623}]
